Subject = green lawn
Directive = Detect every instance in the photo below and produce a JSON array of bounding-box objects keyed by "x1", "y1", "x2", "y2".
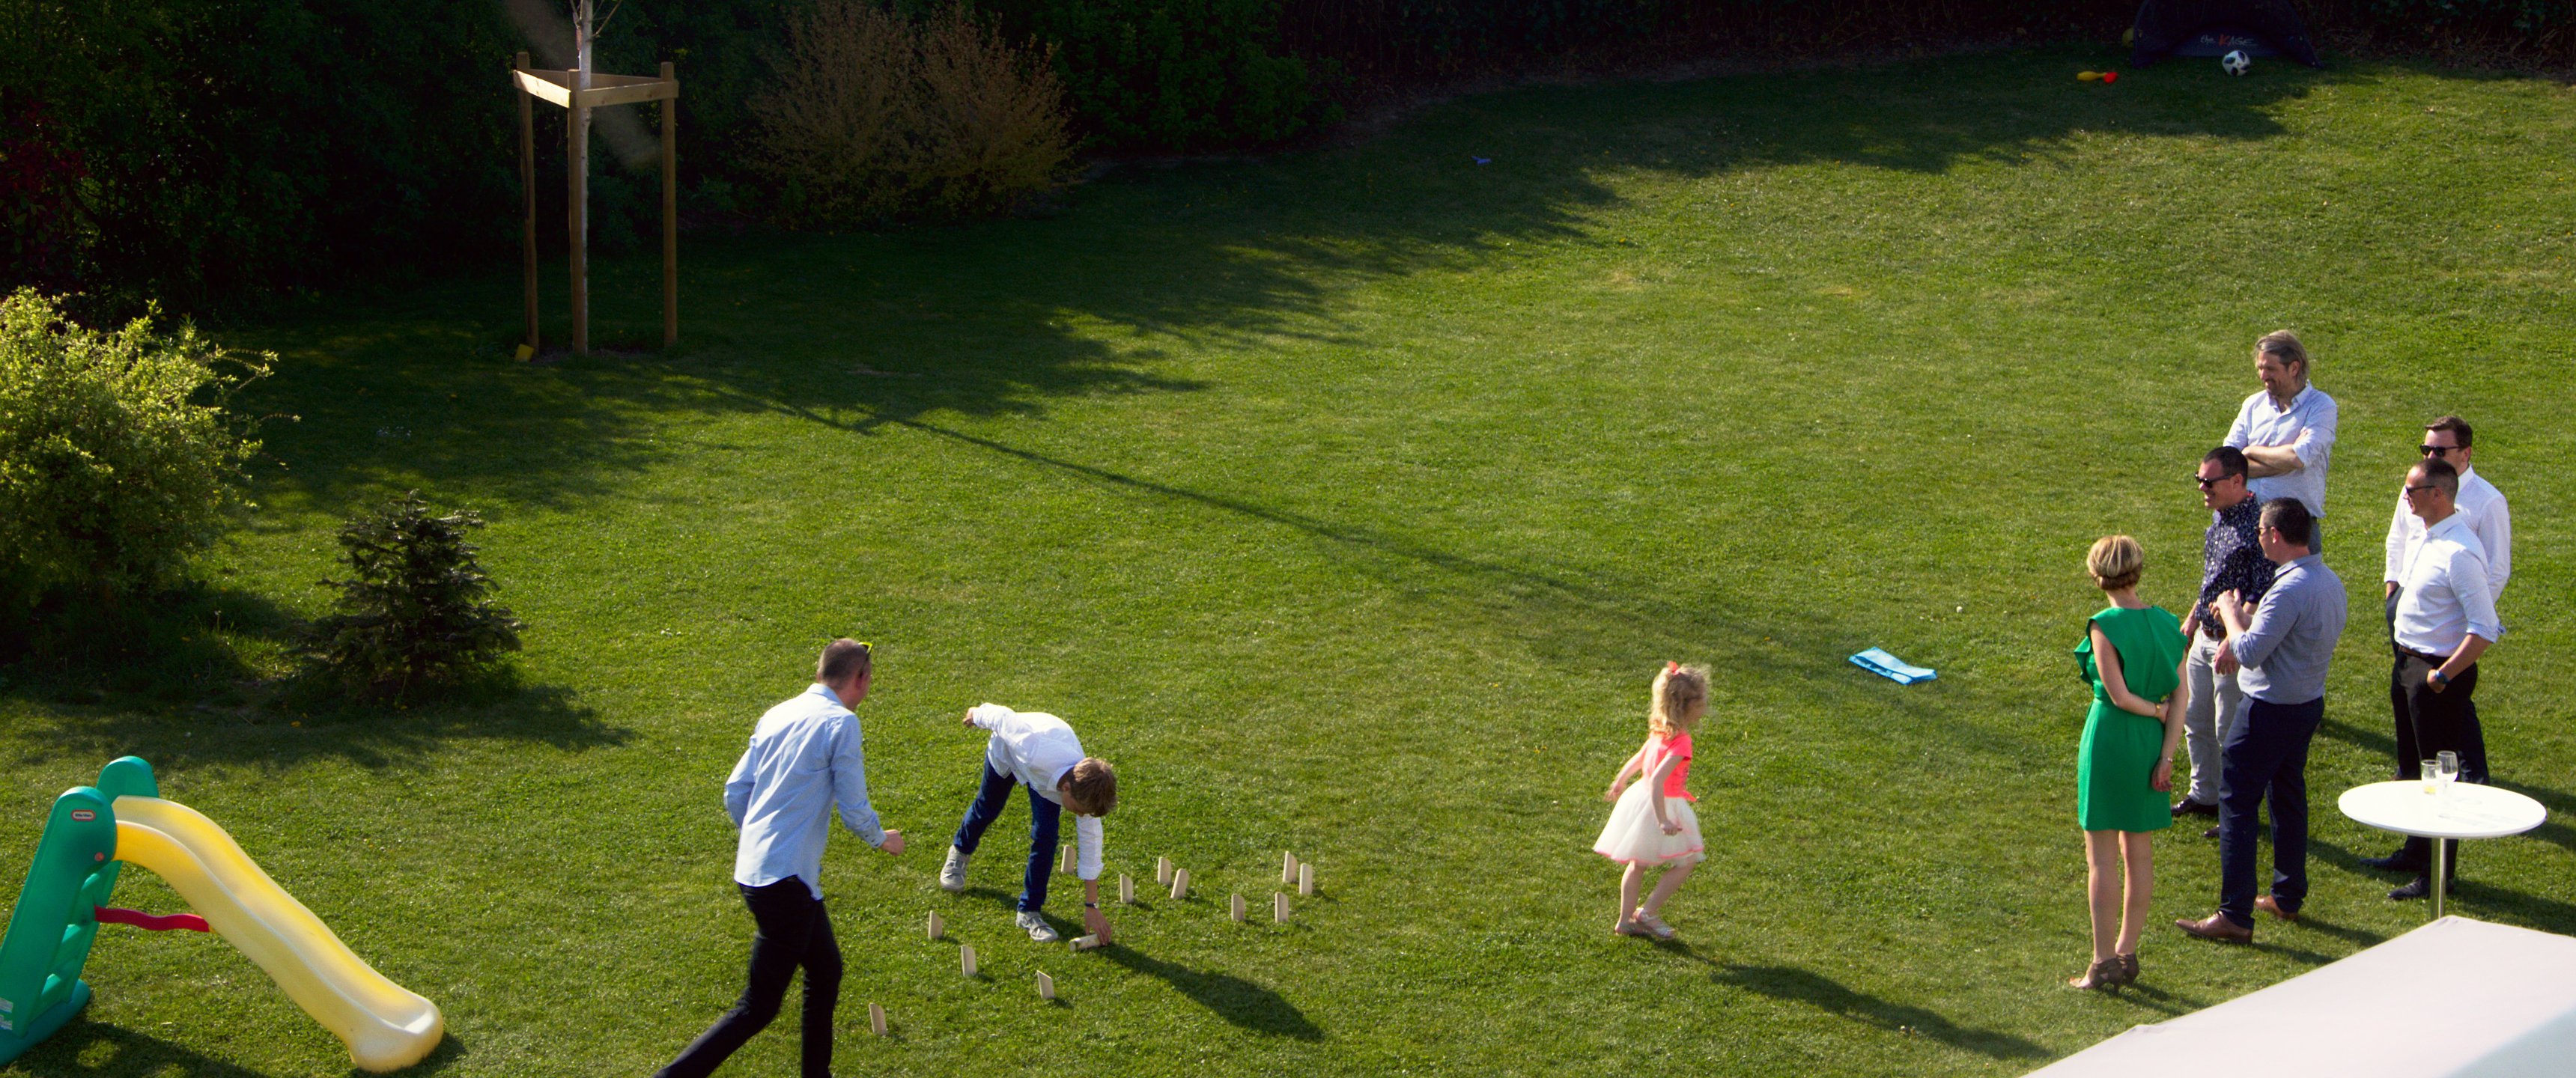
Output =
[{"x1": 4, "y1": 44, "x2": 2574, "y2": 1076}]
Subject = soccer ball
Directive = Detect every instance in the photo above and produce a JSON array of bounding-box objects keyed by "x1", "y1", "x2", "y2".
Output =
[{"x1": 2221, "y1": 50, "x2": 2252, "y2": 76}]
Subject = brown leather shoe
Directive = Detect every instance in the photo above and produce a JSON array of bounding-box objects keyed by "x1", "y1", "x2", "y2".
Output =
[
  {"x1": 2175, "y1": 913, "x2": 2253, "y2": 943},
  {"x1": 2255, "y1": 895, "x2": 2300, "y2": 922}
]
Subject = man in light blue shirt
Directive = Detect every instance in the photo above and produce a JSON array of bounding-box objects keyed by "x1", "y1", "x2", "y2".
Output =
[
  {"x1": 660, "y1": 639, "x2": 904, "y2": 1078},
  {"x1": 2224, "y1": 330, "x2": 2337, "y2": 549},
  {"x1": 2178, "y1": 499, "x2": 2345, "y2": 944}
]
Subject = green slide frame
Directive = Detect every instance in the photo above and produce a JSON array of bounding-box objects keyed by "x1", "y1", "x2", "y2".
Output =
[{"x1": 0, "y1": 756, "x2": 160, "y2": 1064}]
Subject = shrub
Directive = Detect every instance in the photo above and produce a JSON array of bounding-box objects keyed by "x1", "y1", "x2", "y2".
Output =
[
  {"x1": 304, "y1": 493, "x2": 523, "y2": 698},
  {"x1": 755, "y1": 1, "x2": 1074, "y2": 228},
  {"x1": 1019, "y1": 0, "x2": 1323, "y2": 150},
  {"x1": 0, "y1": 288, "x2": 268, "y2": 601}
]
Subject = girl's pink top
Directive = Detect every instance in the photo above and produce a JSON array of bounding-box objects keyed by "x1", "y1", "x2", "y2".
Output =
[{"x1": 1656, "y1": 731, "x2": 1694, "y2": 801}]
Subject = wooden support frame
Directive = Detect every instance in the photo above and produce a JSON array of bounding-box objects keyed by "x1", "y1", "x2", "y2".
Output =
[{"x1": 513, "y1": 55, "x2": 678, "y2": 357}]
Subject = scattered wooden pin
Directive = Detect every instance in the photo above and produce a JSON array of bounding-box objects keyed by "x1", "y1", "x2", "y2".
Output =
[
  {"x1": 1071, "y1": 934, "x2": 1102, "y2": 951},
  {"x1": 926, "y1": 910, "x2": 944, "y2": 940},
  {"x1": 1036, "y1": 970, "x2": 1056, "y2": 1001},
  {"x1": 1156, "y1": 856, "x2": 1172, "y2": 884},
  {"x1": 1283, "y1": 851, "x2": 1298, "y2": 884},
  {"x1": 1298, "y1": 862, "x2": 1315, "y2": 896},
  {"x1": 1231, "y1": 893, "x2": 1246, "y2": 923},
  {"x1": 869, "y1": 1002, "x2": 887, "y2": 1036},
  {"x1": 1060, "y1": 843, "x2": 1075, "y2": 874},
  {"x1": 961, "y1": 944, "x2": 978, "y2": 978},
  {"x1": 1170, "y1": 868, "x2": 1190, "y2": 901},
  {"x1": 1119, "y1": 874, "x2": 1135, "y2": 905},
  {"x1": 1275, "y1": 892, "x2": 1290, "y2": 924}
]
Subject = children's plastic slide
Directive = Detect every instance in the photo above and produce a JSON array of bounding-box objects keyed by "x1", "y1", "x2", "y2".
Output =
[{"x1": 0, "y1": 757, "x2": 443, "y2": 1070}]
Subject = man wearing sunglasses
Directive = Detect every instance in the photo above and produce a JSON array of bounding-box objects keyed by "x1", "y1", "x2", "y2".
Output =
[
  {"x1": 660, "y1": 639, "x2": 905, "y2": 1078},
  {"x1": 2381, "y1": 415, "x2": 2510, "y2": 610},
  {"x1": 2173, "y1": 447, "x2": 2278, "y2": 831},
  {"x1": 2223, "y1": 331, "x2": 2337, "y2": 551},
  {"x1": 2364, "y1": 458, "x2": 2503, "y2": 900}
]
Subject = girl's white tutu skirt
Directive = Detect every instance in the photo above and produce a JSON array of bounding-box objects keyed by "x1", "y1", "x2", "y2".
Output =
[{"x1": 1593, "y1": 782, "x2": 1704, "y2": 866}]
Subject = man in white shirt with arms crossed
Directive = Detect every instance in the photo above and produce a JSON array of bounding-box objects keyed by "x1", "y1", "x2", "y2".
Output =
[{"x1": 939, "y1": 703, "x2": 1118, "y2": 943}]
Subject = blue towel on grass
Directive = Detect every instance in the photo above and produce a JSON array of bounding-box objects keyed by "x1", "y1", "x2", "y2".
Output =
[{"x1": 1850, "y1": 648, "x2": 1936, "y2": 685}]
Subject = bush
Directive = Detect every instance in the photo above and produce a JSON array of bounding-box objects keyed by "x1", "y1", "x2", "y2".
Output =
[
  {"x1": 755, "y1": 1, "x2": 1075, "y2": 228},
  {"x1": 0, "y1": 288, "x2": 267, "y2": 601},
  {"x1": 1015, "y1": 0, "x2": 1324, "y2": 150},
  {"x1": 303, "y1": 493, "x2": 523, "y2": 698}
]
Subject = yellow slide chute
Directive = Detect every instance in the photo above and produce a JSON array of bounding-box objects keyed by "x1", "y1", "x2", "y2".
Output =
[{"x1": 110, "y1": 797, "x2": 444, "y2": 1072}]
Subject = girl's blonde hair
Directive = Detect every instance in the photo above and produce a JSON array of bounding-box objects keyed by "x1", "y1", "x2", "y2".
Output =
[
  {"x1": 1649, "y1": 663, "x2": 1710, "y2": 735},
  {"x1": 2088, "y1": 535, "x2": 2143, "y2": 593}
]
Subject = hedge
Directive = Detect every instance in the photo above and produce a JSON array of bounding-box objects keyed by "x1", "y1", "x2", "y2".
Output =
[{"x1": 3, "y1": 1, "x2": 2569, "y2": 313}]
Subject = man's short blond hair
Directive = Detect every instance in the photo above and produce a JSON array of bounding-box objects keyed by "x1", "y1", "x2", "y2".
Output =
[{"x1": 2087, "y1": 535, "x2": 2143, "y2": 593}]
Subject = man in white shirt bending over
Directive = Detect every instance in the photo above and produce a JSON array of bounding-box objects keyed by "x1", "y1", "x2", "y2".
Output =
[
  {"x1": 939, "y1": 703, "x2": 1119, "y2": 943},
  {"x1": 2225, "y1": 330, "x2": 2338, "y2": 549}
]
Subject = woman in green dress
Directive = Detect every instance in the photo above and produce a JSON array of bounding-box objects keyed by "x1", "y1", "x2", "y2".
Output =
[{"x1": 2068, "y1": 535, "x2": 2190, "y2": 992}]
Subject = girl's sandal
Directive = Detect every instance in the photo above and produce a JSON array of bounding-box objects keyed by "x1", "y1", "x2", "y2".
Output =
[
  {"x1": 1612, "y1": 919, "x2": 1655, "y2": 937},
  {"x1": 1634, "y1": 913, "x2": 1677, "y2": 940}
]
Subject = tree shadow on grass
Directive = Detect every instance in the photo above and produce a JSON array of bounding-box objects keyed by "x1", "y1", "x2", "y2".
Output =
[
  {"x1": 2, "y1": 670, "x2": 629, "y2": 775},
  {"x1": 226, "y1": 46, "x2": 2333, "y2": 520},
  {"x1": 1096, "y1": 945, "x2": 1323, "y2": 1040},
  {"x1": 14, "y1": 1022, "x2": 273, "y2": 1077},
  {"x1": 1710, "y1": 960, "x2": 2051, "y2": 1060},
  {"x1": 14, "y1": 1020, "x2": 467, "y2": 1075}
]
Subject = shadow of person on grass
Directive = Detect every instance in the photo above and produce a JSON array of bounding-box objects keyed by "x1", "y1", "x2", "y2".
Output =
[
  {"x1": 1096, "y1": 945, "x2": 1323, "y2": 1041},
  {"x1": 1710, "y1": 961, "x2": 2049, "y2": 1059}
]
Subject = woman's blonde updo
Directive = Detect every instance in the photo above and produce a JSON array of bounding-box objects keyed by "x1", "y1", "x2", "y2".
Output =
[{"x1": 2087, "y1": 535, "x2": 2143, "y2": 593}]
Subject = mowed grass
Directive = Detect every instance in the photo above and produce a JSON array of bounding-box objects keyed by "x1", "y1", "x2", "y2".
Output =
[{"x1": 4, "y1": 45, "x2": 2574, "y2": 1076}]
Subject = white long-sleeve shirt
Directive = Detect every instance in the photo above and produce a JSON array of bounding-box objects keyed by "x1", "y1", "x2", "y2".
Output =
[
  {"x1": 2225, "y1": 384, "x2": 2337, "y2": 517},
  {"x1": 968, "y1": 703, "x2": 1105, "y2": 880},
  {"x1": 2393, "y1": 513, "x2": 2503, "y2": 657},
  {"x1": 2383, "y1": 465, "x2": 2510, "y2": 598}
]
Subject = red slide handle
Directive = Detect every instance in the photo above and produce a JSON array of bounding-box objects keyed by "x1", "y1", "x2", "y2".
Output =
[{"x1": 94, "y1": 906, "x2": 211, "y2": 933}]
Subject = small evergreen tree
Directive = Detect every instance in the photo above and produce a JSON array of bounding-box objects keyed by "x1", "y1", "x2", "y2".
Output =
[{"x1": 305, "y1": 493, "x2": 523, "y2": 698}]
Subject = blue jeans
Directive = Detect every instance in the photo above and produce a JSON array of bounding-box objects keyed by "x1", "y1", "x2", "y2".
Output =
[
  {"x1": 950, "y1": 759, "x2": 1060, "y2": 913},
  {"x1": 2217, "y1": 696, "x2": 2324, "y2": 928}
]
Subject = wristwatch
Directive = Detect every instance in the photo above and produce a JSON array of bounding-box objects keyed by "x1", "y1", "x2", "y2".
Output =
[
  {"x1": 1083, "y1": 901, "x2": 1099, "y2": 909},
  {"x1": 2430, "y1": 669, "x2": 2450, "y2": 687}
]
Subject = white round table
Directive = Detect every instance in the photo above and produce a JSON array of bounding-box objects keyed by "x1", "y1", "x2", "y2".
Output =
[{"x1": 2339, "y1": 780, "x2": 2547, "y2": 919}]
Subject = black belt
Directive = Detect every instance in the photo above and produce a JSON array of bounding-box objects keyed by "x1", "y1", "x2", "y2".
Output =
[{"x1": 2396, "y1": 645, "x2": 2452, "y2": 666}]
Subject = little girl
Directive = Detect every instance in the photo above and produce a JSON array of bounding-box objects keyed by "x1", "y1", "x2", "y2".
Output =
[{"x1": 1594, "y1": 662, "x2": 1709, "y2": 940}]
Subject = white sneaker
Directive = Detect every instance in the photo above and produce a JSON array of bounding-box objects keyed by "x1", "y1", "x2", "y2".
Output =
[
  {"x1": 938, "y1": 847, "x2": 970, "y2": 892},
  {"x1": 1016, "y1": 910, "x2": 1060, "y2": 943}
]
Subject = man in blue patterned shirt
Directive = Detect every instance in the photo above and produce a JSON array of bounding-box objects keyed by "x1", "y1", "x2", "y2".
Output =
[{"x1": 2175, "y1": 447, "x2": 2277, "y2": 829}]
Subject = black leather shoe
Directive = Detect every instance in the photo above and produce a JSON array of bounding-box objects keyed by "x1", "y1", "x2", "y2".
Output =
[
  {"x1": 2172, "y1": 799, "x2": 2219, "y2": 818},
  {"x1": 2201, "y1": 824, "x2": 2221, "y2": 839},
  {"x1": 2389, "y1": 876, "x2": 2435, "y2": 901},
  {"x1": 2360, "y1": 853, "x2": 2426, "y2": 874}
]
